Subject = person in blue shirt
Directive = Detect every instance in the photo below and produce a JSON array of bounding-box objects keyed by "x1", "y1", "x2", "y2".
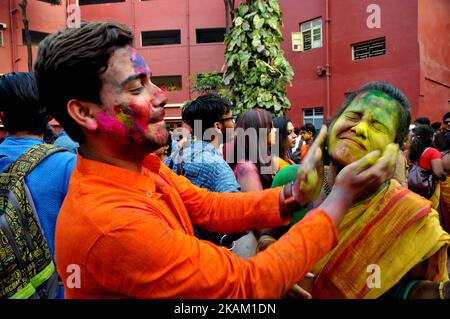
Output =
[
  {"x1": 165, "y1": 94, "x2": 242, "y2": 246},
  {"x1": 0, "y1": 72, "x2": 76, "y2": 298},
  {"x1": 166, "y1": 94, "x2": 239, "y2": 193},
  {"x1": 54, "y1": 129, "x2": 80, "y2": 154}
]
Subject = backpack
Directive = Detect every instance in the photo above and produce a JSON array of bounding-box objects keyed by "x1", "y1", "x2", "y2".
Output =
[
  {"x1": 0, "y1": 144, "x2": 65, "y2": 299},
  {"x1": 407, "y1": 148, "x2": 438, "y2": 199}
]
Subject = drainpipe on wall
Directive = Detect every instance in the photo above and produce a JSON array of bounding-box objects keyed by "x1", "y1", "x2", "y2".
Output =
[
  {"x1": 131, "y1": 0, "x2": 136, "y2": 36},
  {"x1": 325, "y1": 0, "x2": 331, "y2": 122},
  {"x1": 9, "y1": 0, "x2": 18, "y2": 72},
  {"x1": 186, "y1": 0, "x2": 191, "y2": 99}
]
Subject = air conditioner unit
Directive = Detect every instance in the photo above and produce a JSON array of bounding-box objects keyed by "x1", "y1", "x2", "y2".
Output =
[
  {"x1": 0, "y1": 23, "x2": 7, "y2": 30},
  {"x1": 291, "y1": 32, "x2": 304, "y2": 52}
]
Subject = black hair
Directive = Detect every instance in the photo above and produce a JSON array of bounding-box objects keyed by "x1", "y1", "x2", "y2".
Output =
[
  {"x1": 273, "y1": 117, "x2": 294, "y2": 162},
  {"x1": 431, "y1": 122, "x2": 441, "y2": 132},
  {"x1": 329, "y1": 81, "x2": 411, "y2": 146},
  {"x1": 225, "y1": 108, "x2": 273, "y2": 189},
  {"x1": 300, "y1": 123, "x2": 316, "y2": 136},
  {"x1": 181, "y1": 93, "x2": 233, "y2": 139},
  {"x1": 408, "y1": 125, "x2": 435, "y2": 162},
  {"x1": 34, "y1": 21, "x2": 134, "y2": 143},
  {"x1": 0, "y1": 72, "x2": 51, "y2": 135},
  {"x1": 443, "y1": 112, "x2": 450, "y2": 122},
  {"x1": 414, "y1": 117, "x2": 431, "y2": 126}
]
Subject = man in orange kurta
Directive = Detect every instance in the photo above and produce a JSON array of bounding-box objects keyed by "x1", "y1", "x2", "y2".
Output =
[{"x1": 34, "y1": 21, "x2": 396, "y2": 299}]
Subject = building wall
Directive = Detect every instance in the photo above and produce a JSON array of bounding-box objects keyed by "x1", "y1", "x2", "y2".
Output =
[
  {"x1": 0, "y1": 0, "x2": 13, "y2": 74},
  {"x1": 80, "y1": 0, "x2": 228, "y2": 117},
  {"x1": 279, "y1": 0, "x2": 326, "y2": 127},
  {"x1": 1, "y1": 0, "x2": 446, "y2": 126},
  {"x1": 281, "y1": 0, "x2": 421, "y2": 126},
  {"x1": 0, "y1": 0, "x2": 67, "y2": 74},
  {"x1": 417, "y1": 0, "x2": 450, "y2": 123}
]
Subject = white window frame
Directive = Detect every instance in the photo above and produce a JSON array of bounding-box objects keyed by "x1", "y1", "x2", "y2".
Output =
[
  {"x1": 303, "y1": 107, "x2": 324, "y2": 130},
  {"x1": 299, "y1": 18, "x2": 322, "y2": 51}
]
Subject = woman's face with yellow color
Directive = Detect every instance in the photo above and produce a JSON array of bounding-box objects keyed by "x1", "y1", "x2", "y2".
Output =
[{"x1": 328, "y1": 90, "x2": 399, "y2": 166}]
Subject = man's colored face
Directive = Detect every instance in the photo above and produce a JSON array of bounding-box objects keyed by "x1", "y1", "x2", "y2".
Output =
[
  {"x1": 97, "y1": 46, "x2": 168, "y2": 153},
  {"x1": 444, "y1": 117, "x2": 450, "y2": 132},
  {"x1": 328, "y1": 91, "x2": 398, "y2": 166},
  {"x1": 302, "y1": 131, "x2": 312, "y2": 141}
]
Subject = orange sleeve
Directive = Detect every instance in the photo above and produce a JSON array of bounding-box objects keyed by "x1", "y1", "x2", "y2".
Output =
[
  {"x1": 84, "y1": 208, "x2": 337, "y2": 298},
  {"x1": 161, "y1": 164, "x2": 287, "y2": 233}
]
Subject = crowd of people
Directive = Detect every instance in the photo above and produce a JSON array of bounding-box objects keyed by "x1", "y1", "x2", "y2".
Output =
[{"x1": 0, "y1": 21, "x2": 449, "y2": 300}]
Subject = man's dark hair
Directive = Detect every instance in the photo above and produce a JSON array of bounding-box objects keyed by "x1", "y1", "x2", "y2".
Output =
[
  {"x1": 34, "y1": 21, "x2": 134, "y2": 143},
  {"x1": 431, "y1": 122, "x2": 441, "y2": 132},
  {"x1": 300, "y1": 123, "x2": 316, "y2": 136},
  {"x1": 329, "y1": 81, "x2": 411, "y2": 146},
  {"x1": 414, "y1": 117, "x2": 431, "y2": 126},
  {"x1": 443, "y1": 112, "x2": 450, "y2": 122},
  {"x1": 0, "y1": 72, "x2": 51, "y2": 135},
  {"x1": 273, "y1": 117, "x2": 293, "y2": 162},
  {"x1": 181, "y1": 93, "x2": 233, "y2": 139}
]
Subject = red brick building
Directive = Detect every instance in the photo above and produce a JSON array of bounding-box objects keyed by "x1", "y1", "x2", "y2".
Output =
[{"x1": 0, "y1": 0, "x2": 448, "y2": 129}]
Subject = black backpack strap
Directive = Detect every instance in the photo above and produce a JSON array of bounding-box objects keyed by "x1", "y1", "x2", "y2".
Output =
[{"x1": 3, "y1": 144, "x2": 66, "y2": 178}]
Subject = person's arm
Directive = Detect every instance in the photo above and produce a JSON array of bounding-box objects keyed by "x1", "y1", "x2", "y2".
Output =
[
  {"x1": 85, "y1": 142, "x2": 398, "y2": 299},
  {"x1": 235, "y1": 162, "x2": 263, "y2": 192},
  {"x1": 442, "y1": 153, "x2": 450, "y2": 173},
  {"x1": 163, "y1": 163, "x2": 288, "y2": 234},
  {"x1": 430, "y1": 158, "x2": 446, "y2": 180},
  {"x1": 211, "y1": 162, "x2": 241, "y2": 193},
  {"x1": 84, "y1": 206, "x2": 338, "y2": 298}
]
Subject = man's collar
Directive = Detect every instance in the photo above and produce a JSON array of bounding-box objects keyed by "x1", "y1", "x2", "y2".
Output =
[{"x1": 76, "y1": 153, "x2": 161, "y2": 192}]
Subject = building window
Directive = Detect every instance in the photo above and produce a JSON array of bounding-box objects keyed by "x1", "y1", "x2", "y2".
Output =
[
  {"x1": 0, "y1": 31, "x2": 3, "y2": 47},
  {"x1": 22, "y1": 29, "x2": 50, "y2": 46},
  {"x1": 299, "y1": 18, "x2": 322, "y2": 51},
  {"x1": 141, "y1": 30, "x2": 181, "y2": 46},
  {"x1": 196, "y1": 28, "x2": 226, "y2": 44},
  {"x1": 303, "y1": 108, "x2": 323, "y2": 130},
  {"x1": 79, "y1": 0, "x2": 125, "y2": 5},
  {"x1": 151, "y1": 75, "x2": 182, "y2": 92},
  {"x1": 352, "y1": 37, "x2": 386, "y2": 60}
]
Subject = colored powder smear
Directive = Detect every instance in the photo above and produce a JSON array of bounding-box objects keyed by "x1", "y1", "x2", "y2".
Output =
[
  {"x1": 97, "y1": 112, "x2": 128, "y2": 136},
  {"x1": 128, "y1": 47, "x2": 149, "y2": 75}
]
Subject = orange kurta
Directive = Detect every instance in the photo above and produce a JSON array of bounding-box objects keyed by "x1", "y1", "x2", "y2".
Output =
[{"x1": 55, "y1": 154, "x2": 338, "y2": 298}]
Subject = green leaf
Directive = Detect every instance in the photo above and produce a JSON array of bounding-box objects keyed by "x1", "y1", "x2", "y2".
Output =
[
  {"x1": 257, "y1": 1, "x2": 266, "y2": 13},
  {"x1": 242, "y1": 21, "x2": 250, "y2": 31},
  {"x1": 223, "y1": 72, "x2": 234, "y2": 85},
  {"x1": 266, "y1": 17, "x2": 279, "y2": 29},
  {"x1": 238, "y1": 4, "x2": 249, "y2": 16},
  {"x1": 253, "y1": 15, "x2": 264, "y2": 29},
  {"x1": 235, "y1": 17, "x2": 243, "y2": 26}
]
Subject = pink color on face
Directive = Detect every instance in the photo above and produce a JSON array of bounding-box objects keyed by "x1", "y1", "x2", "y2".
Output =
[{"x1": 97, "y1": 112, "x2": 128, "y2": 136}]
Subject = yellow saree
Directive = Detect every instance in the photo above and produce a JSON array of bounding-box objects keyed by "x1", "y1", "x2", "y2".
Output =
[
  {"x1": 439, "y1": 176, "x2": 450, "y2": 233},
  {"x1": 302, "y1": 179, "x2": 450, "y2": 299}
]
